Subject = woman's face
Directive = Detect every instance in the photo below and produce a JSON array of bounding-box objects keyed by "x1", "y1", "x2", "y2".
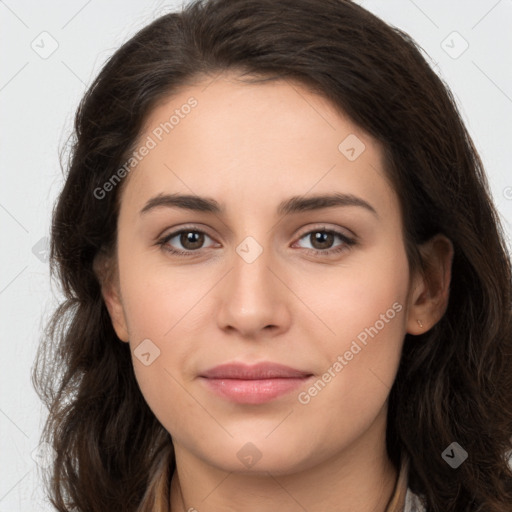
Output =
[{"x1": 106, "y1": 73, "x2": 422, "y2": 475}]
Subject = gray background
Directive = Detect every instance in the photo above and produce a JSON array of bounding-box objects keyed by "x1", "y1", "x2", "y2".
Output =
[{"x1": 1, "y1": 0, "x2": 511, "y2": 509}]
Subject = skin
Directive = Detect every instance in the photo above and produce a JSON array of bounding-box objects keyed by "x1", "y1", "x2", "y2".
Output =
[{"x1": 101, "y1": 72, "x2": 453, "y2": 512}]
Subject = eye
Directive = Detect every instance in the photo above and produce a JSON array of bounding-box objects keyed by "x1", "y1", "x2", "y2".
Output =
[
  {"x1": 157, "y1": 226, "x2": 356, "y2": 257},
  {"x1": 157, "y1": 228, "x2": 217, "y2": 256},
  {"x1": 294, "y1": 228, "x2": 356, "y2": 256}
]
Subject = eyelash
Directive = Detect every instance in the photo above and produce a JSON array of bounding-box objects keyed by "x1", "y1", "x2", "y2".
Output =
[{"x1": 156, "y1": 225, "x2": 356, "y2": 258}]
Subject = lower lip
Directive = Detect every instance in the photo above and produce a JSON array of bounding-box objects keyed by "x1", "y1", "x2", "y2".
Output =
[{"x1": 200, "y1": 376, "x2": 312, "y2": 404}]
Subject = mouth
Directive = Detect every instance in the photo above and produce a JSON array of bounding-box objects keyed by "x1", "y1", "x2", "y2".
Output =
[{"x1": 199, "y1": 362, "x2": 314, "y2": 404}]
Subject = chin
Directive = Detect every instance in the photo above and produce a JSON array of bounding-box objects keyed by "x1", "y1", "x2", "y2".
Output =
[{"x1": 196, "y1": 437, "x2": 323, "y2": 476}]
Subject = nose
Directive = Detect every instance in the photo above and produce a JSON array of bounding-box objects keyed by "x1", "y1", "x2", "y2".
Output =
[{"x1": 215, "y1": 244, "x2": 292, "y2": 340}]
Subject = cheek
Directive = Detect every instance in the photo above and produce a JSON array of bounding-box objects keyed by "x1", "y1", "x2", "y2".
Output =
[
  {"x1": 118, "y1": 243, "x2": 210, "y2": 340},
  {"x1": 296, "y1": 239, "x2": 409, "y2": 352},
  {"x1": 116, "y1": 245, "x2": 226, "y2": 424},
  {"x1": 293, "y1": 245, "x2": 409, "y2": 433},
  {"x1": 119, "y1": 266, "x2": 203, "y2": 433}
]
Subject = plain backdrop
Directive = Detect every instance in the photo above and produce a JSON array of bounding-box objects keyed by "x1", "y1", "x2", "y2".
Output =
[{"x1": 1, "y1": 0, "x2": 511, "y2": 510}]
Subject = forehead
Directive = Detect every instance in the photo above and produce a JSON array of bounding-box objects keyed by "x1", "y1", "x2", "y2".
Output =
[{"x1": 120, "y1": 73, "x2": 398, "y2": 219}]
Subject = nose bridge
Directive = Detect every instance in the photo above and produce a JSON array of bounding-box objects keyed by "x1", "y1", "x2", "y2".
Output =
[
  {"x1": 231, "y1": 235, "x2": 276, "y2": 303},
  {"x1": 215, "y1": 234, "x2": 291, "y2": 336}
]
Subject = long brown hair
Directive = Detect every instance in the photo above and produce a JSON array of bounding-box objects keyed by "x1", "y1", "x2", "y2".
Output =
[{"x1": 32, "y1": 0, "x2": 512, "y2": 510}]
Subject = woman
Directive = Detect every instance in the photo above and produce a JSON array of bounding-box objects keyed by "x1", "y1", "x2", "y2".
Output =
[{"x1": 33, "y1": 0, "x2": 512, "y2": 510}]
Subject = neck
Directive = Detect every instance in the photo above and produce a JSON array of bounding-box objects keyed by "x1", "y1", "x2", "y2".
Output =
[{"x1": 169, "y1": 409, "x2": 400, "y2": 512}]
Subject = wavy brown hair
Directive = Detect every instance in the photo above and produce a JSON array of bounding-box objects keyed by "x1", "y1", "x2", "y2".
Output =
[{"x1": 32, "y1": 0, "x2": 512, "y2": 510}]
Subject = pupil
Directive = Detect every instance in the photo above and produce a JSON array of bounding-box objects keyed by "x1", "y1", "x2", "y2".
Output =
[
  {"x1": 313, "y1": 231, "x2": 333, "y2": 249},
  {"x1": 181, "y1": 231, "x2": 204, "y2": 249}
]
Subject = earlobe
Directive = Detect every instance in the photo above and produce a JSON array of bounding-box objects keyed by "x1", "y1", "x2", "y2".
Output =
[
  {"x1": 406, "y1": 234, "x2": 454, "y2": 335},
  {"x1": 94, "y1": 253, "x2": 130, "y2": 343},
  {"x1": 102, "y1": 282, "x2": 130, "y2": 342}
]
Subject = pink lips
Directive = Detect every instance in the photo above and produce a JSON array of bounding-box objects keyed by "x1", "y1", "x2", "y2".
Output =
[{"x1": 199, "y1": 362, "x2": 313, "y2": 404}]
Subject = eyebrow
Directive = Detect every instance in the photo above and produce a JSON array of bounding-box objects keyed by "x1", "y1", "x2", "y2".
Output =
[{"x1": 140, "y1": 192, "x2": 378, "y2": 218}]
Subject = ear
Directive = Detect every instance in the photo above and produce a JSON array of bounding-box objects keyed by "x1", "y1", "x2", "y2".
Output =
[
  {"x1": 94, "y1": 253, "x2": 130, "y2": 343},
  {"x1": 406, "y1": 234, "x2": 454, "y2": 335}
]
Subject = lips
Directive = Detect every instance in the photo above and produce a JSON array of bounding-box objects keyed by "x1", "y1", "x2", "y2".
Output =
[
  {"x1": 199, "y1": 362, "x2": 314, "y2": 404},
  {"x1": 200, "y1": 362, "x2": 312, "y2": 380}
]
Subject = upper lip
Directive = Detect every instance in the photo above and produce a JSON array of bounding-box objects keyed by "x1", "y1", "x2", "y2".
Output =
[{"x1": 200, "y1": 362, "x2": 313, "y2": 380}]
